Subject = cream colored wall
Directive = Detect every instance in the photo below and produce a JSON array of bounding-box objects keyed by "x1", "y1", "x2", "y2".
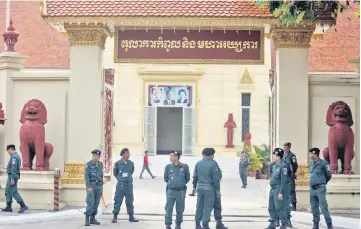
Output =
[
  {"x1": 2, "y1": 70, "x2": 69, "y2": 172},
  {"x1": 103, "y1": 36, "x2": 271, "y2": 156},
  {"x1": 309, "y1": 77, "x2": 360, "y2": 174}
]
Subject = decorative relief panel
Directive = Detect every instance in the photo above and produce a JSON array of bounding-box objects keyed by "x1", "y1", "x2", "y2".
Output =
[{"x1": 103, "y1": 88, "x2": 113, "y2": 175}]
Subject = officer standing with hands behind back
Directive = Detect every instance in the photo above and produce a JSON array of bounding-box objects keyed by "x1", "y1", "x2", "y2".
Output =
[
  {"x1": 84, "y1": 149, "x2": 104, "y2": 226},
  {"x1": 164, "y1": 151, "x2": 190, "y2": 229},
  {"x1": 112, "y1": 148, "x2": 139, "y2": 224},
  {"x1": 309, "y1": 147, "x2": 333, "y2": 229},
  {"x1": 266, "y1": 148, "x2": 288, "y2": 229},
  {"x1": 239, "y1": 151, "x2": 249, "y2": 188}
]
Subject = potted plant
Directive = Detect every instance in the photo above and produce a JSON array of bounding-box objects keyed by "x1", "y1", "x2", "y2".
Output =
[
  {"x1": 254, "y1": 144, "x2": 271, "y2": 179},
  {"x1": 247, "y1": 153, "x2": 264, "y2": 177}
]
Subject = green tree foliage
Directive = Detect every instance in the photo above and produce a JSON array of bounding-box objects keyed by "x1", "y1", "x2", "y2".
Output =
[{"x1": 254, "y1": 0, "x2": 360, "y2": 27}]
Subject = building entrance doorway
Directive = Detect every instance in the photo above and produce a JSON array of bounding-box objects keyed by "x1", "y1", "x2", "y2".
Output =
[
  {"x1": 156, "y1": 107, "x2": 182, "y2": 154},
  {"x1": 144, "y1": 107, "x2": 195, "y2": 156}
]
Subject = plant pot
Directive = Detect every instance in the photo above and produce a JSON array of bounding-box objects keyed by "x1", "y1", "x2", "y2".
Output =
[{"x1": 248, "y1": 171, "x2": 257, "y2": 177}]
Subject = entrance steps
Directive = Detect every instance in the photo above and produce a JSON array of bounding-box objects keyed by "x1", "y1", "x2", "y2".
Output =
[{"x1": 113, "y1": 155, "x2": 241, "y2": 179}]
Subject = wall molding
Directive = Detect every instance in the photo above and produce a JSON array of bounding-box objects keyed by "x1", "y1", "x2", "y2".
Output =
[
  {"x1": 309, "y1": 75, "x2": 359, "y2": 86},
  {"x1": 11, "y1": 69, "x2": 70, "y2": 81}
]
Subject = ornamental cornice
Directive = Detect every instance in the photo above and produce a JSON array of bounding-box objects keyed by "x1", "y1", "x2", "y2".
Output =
[
  {"x1": 271, "y1": 23, "x2": 316, "y2": 49},
  {"x1": 64, "y1": 23, "x2": 111, "y2": 49}
]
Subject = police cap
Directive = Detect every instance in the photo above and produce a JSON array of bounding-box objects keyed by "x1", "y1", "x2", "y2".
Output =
[
  {"x1": 273, "y1": 148, "x2": 284, "y2": 158},
  {"x1": 91, "y1": 149, "x2": 101, "y2": 156},
  {"x1": 309, "y1": 147, "x2": 320, "y2": 156},
  {"x1": 171, "y1": 151, "x2": 182, "y2": 158},
  {"x1": 120, "y1": 148, "x2": 129, "y2": 156},
  {"x1": 6, "y1": 144, "x2": 16, "y2": 150},
  {"x1": 201, "y1": 148, "x2": 208, "y2": 155},
  {"x1": 283, "y1": 142, "x2": 291, "y2": 148}
]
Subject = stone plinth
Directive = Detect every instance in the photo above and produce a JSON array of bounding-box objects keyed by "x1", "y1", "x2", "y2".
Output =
[
  {"x1": 0, "y1": 170, "x2": 66, "y2": 210},
  {"x1": 297, "y1": 175, "x2": 360, "y2": 211}
]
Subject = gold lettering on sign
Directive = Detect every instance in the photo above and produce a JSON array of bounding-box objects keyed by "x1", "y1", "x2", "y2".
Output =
[{"x1": 119, "y1": 36, "x2": 259, "y2": 53}]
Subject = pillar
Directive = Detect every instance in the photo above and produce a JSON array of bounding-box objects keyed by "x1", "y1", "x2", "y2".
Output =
[
  {"x1": 272, "y1": 24, "x2": 315, "y2": 165},
  {"x1": 59, "y1": 23, "x2": 112, "y2": 207}
]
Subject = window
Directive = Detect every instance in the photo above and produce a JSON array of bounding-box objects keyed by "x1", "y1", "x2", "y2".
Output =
[{"x1": 241, "y1": 93, "x2": 251, "y2": 141}]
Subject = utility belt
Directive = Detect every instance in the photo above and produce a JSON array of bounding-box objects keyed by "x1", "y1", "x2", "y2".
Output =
[
  {"x1": 271, "y1": 184, "x2": 280, "y2": 189},
  {"x1": 311, "y1": 184, "x2": 324, "y2": 190},
  {"x1": 168, "y1": 187, "x2": 185, "y2": 191},
  {"x1": 7, "y1": 173, "x2": 20, "y2": 179},
  {"x1": 90, "y1": 180, "x2": 102, "y2": 186}
]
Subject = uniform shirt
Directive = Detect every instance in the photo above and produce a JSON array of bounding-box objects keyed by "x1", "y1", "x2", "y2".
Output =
[
  {"x1": 269, "y1": 161, "x2": 277, "y2": 175},
  {"x1": 281, "y1": 159, "x2": 293, "y2": 182},
  {"x1": 269, "y1": 162, "x2": 288, "y2": 195},
  {"x1": 84, "y1": 160, "x2": 104, "y2": 188},
  {"x1": 113, "y1": 159, "x2": 135, "y2": 183},
  {"x1": 239, "y1": 157, "x2": 249, "y2": 168},
  {"x1": 192, "y1": 158, "x2": 220, "y2": 191},
  {"x1": 309, "y1": 159, "x2": 332, "y2": 187},
  {"x1": 283, "y1": 151, "x2": 298, "y2": 177},
  {"x1": 7, "y1": 152, "x2": 21, "y2": 180},
  {"x1": 214, "y1": 160, "x2": 222, "y2": 193},
  {"x1": 164, "y1": 162, "x2": 190, "y2": 189}
]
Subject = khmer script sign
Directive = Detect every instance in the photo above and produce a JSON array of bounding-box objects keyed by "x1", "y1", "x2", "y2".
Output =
[{"x1": 114, "y1": 29, "x2": 263, "y2": 64}]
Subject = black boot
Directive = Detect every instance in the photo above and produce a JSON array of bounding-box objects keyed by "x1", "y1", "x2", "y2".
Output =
[
  {"x1": 85, "y1": 215, "x2": 90, "y2": 226},
  {"x1": 2, "y1": 202, "x2": 12, "y2": 212},
  {"x1": 195, "y1": 221, "x2": 202, "y2": 229},
  {"x1": 111, "y1": 214, "x2": 117, "y2": 223},
  {"x1": 129, "y1": 214, "x2": 139, "y2": 222},
  {"x1": 327, "y1": 223, "x2": 333, "y2": 229},
  {"x1": 216, "y1": 220, "x2": 228, "y2": 229},
  {"x1": 175, "y1": 224, "x2": 181, "y2": 229},
  {"x1": 202, "y1": 222, "x2": 210, "y2": 229},
  {"x1": 90, "y1": 215, "x2": 100, "y2": 225},
  {"x1": 265, "y1": 222, "x2": 276, "y2": 229},
  {"x1": 166, "y1": 225, "x2": 172, "y2": 229},
  {"x1": 18, "y1": 201, "x2": 28, "y2": 213},
  {"x1": 291, "y1": 203, "x2": 296, "y2": 211},
  {"x1": 312, "y1": 222, "x2": 319, "y2": 229},
  {"x1": 285, "y1": 220, "x2": 293, "y2": 228},
  {"x1": 280, "y1": 224, "x2": 287, "y2": 229}
]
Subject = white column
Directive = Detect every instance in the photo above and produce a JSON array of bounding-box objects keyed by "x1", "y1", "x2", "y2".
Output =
[
  {"x1": 0, "y1": 52, "x2": 27, "y2": 166},
  {"x1": 272, "y1": 25, "x2": 315, "y2": 164},
  {"x1": 65, "y1": 24, "x2": 108, "y2": 162}
]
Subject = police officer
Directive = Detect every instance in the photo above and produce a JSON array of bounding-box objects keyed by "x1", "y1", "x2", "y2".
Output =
[
  {"x1": 309, "y1": 147, "x2": 333, "y2": 229},
  {"x1": 282, "y1": 156, "x2": 294, "y2": 228},
  {"x1": 282, "y1": 142, "x2": 298, "y2": 211},
  {"x1": 111, "y1": 148, "x2": 139, "y2": 223},
  {"x1": 2, "y1": 144, "x2": 28, "y2": 213},
  {"x1": 192, "y1": 148, "x2": 228, "y2": 229},
  {"x1": 84, "y1": 149, "x2": 104, "y2": 226},
  {"x1": 239, "y1": 151, "x2": 249, "y2": 188},
  {"x1": 164, "y1": 151, "x2": 190, "y2": 229},
  {"x1": 193, "y1": 148, "x2": 221, "y2": 229},
  {"x1": 266, "y1": 148, "x2": 288, "y2": 229}
]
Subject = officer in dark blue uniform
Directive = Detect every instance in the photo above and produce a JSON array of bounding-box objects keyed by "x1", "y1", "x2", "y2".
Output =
[
  {"x1": 239, "y1": 151, "x2": 249, "y2": 188},
  {"x1": 193, "y1": 148, "x2": 220, "y2": 229},
  {"x1": 84, "y1": 149, "x2": 104, "y2": 226},
  {"x1": 309, "y1": 147, "x2": 333, "y2": 229},
  {"x1": 164, "y1": 151, "x2": 190, "y2": 229},
  {"x1": 111, "y1": 148, "x2": 139, "y2": 223},
  {"x1": 2, "y1": 144, "x2": 28, "y2": 213},
  {"x1": 282, "y1": 142, "x2": 298, "y2": 211},
  {"x1": 265, "y1": 148, "x2": 288, "y2": 229}
]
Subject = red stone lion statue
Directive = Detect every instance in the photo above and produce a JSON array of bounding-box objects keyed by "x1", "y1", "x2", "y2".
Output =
[
  {"x1": 19, "y1": 99, "x2": 53, "y2": 171},
  {"x1": 322, "y1": 101, "x2": 355, "y2": 174}
]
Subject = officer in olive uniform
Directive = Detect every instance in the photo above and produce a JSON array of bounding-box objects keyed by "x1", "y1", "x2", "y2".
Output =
[
  {"x1": 268, "y1": 159, "x2": 279, "y2": 227},
  {"x1": 282, "y1": 157, "x2": 294, "y2": 228},
  {"x1": 309, "y1": 148, "x2": 333, "y2": 229},
  {"x1": 84, "y1": 149, "x2": 104, "y2": 226},
  {"x1": 2, "y1": 144, "x2": 28, "y2": 213},
  {"x1": 266, "y1": 148, "x2": 288, "y2": 229},
  {"x1": 164, "y1": 151, "x2": 190, "y2": 229},
  {"x1": 239, "y1": 151, "x2": 249, "y2": 188},
  {"x1": 282, "y1": 142, "x2": 298, "y2": 211},
  {"x1": 112, "y1": 148, "x2": 139, "y2": 223},
  {"x1": 192, "y1": 148, "x2": 228, "y2": 229},
  {"x1": 193, "y1": 148, "x2": 221, "y2": 229}
]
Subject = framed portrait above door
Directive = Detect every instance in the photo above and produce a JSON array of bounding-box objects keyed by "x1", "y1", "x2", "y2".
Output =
[{"x1": 148, "y1": 85, "x2": 193, "y2": 107}]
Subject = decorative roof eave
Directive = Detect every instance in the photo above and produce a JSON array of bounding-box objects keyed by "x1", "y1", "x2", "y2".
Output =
[{"x1": 41, "y1": 16, "x2": 277, "y2": 29}]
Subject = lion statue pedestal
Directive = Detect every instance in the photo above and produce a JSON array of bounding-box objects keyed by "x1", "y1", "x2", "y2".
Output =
[{"x1": 0, "y1": 170, "x2": 66, "y2": 210}]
